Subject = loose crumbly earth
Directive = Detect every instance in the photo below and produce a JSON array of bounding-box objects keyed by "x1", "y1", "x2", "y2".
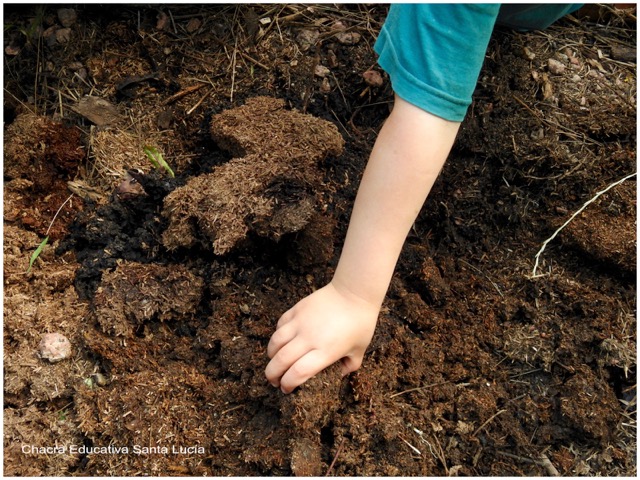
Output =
[{"x1": 3, "y1": 4, "x2": 636, "y2": 477}]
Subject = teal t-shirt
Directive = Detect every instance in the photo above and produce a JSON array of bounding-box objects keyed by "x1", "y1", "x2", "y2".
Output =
[{"x1": 374, "y1": 4, "x2": 582, "y2": 122}]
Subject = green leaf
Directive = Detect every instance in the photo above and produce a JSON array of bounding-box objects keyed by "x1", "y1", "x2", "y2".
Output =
[
  {"x1": 143, "y1": 145, "x2": 160, "y2": 168},
  {"x1": 143, "y1": 145, "x2": 175, "y2": 178},
  {"x1": 27, "y1": 236, "x2": 49, "y2": 273}
]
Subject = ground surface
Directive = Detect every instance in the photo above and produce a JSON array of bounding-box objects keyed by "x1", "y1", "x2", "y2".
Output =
[{"x1": 3, "y1": 4, "x2": 637, "y2": 476}]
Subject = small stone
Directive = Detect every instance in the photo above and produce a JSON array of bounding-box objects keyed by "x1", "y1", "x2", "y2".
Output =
[
  {"x1": 362, "y1": 69, "x2": 383, "y2": 88},
  {"x1": 522, "y1": 46, "x2": 536, "y2": 61},
  {"x1": 565, "y1": 48, "x2": 581, "y2": 65},
  {"x1": 92, "y1": 372, "x2": 109, "y2": 386},
  {"x1": 531, "y1": 128, "x2": 545, "y2": 140},
  {"x1": 42, "y1": 26, "x2": 59, "y2": 47},
  {"x1": 55, "y1": 28, "x2": 72, "y2": 44},
  {"x1": 296, "y1": 29, "x2": 319, "y2": 51},
  {"x1": 335, "y1": 31, "x2": 361, "y2": 45},
  {"x1": 186, "y1": 18, "x2": 201, "y2": 33},
  {"x1": 314, "y1": 64, "x2": 330, "y2": 78},
  {"x1": 610, "y1": 45, "x2": 636, "y2": 63},
  {"x1": 326, "y1": 49, "x2": 338, "y2": 68},
  {"x1": 71, "y1": 95, "x2": 123, "y2": 127},
  {"x1": 38, "y1": 333, "x2": 72, "y2": 363},
  {"x1": 548, "y1": 58, "x2": 566, "y2": 75},
  {"x1": 57, "y1": 8, "x2": 77, "y2": 28},
  {"x1": 156, "y1": 11, "x2": 169, "y2": 31},
  {"x1": 320, "y1": 77, "x2": 331, "y2": 93},
  {"x1": 116, "y1": 172, "x2": 147, "y2": 200}
]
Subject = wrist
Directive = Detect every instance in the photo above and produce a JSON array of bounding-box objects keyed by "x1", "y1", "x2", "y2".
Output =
[{"x1": 329, "y1": 273, "x2": 386, "y2": 310}]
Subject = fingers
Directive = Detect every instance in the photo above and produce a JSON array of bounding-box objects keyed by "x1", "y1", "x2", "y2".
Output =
[
  {"x1": 265, "y1": 334, "x2": 365, "y2": 394},
  {"x1": 276, "y1": 308, "x2": 295, "y2": 329},
  {"x1": 265, "y1": 339, "x2": 336, "y2": 394},
  {"x1": 278, "y1": 349, "x2": 331, "y2": 394},
  {"x1": 264, "y1": 338, "x2": 308, "y2": 388},
  {"x1": 266, "y1": 321, "x2": 296, "y2": 359}
]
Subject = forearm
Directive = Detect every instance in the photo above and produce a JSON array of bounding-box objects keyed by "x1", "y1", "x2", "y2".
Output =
[{"x1": 332, "y1": 96, "x2": 460, "y2": 306}]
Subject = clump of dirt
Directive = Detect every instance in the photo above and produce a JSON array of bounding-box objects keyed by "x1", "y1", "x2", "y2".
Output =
[
  {"x1": 563, "y1": 181, "x2": 636, "y2": 274},
  {"x1": 91, "y1": 261, "x2": 204, "y2": 338},
  {"x1": 3, "y1": 112, "x2": 86, "y2": 238},
  {"x1": 4, "y1": 112, "x2": 85, "y2": 180},
  {"x1": 162, "y1": 96, "x2": 344, "y2": 254},
  {"x1": 56, "y1": 170, "x2": 178, "y2": 299}
]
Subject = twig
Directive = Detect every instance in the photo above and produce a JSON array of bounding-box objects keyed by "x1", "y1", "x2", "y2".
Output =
[
  {"x1": 531, "y1": 172, "x2": 636, "y2": 277},
  {"x1": 430, "y1": 433, "x2": 449, "y2": 476},
  {"x1": 398, "y1": 434, "x2": 421, "y2": 455},
  {"x1": 186, "y1": 87, "x2": 213, "y2": 115},
  {"x1": 161, "y1": 83, "x2": 206, "y2": 106},
  {"x1": 472, "y1": 409, "x2": 506, "y2": 438},
  {"x1": 539, "y1": 452, "x2": 561, "y2": 476},
  {"x1": 496, "y1": 450, "x2": 541, "y2": 465},
  {"x1": 46, "y1": 194, "x2": 75, "y2": 237},
  {"x1": 220, "y1": 404, "x2": 244, "y2": 415},
  {"x1": 459, "y1": 259, "x2": 504, "y2": 298},
  {"x1": 230, "y1": 38, "x2": 238, "y2": 103},
  {"x1": 389, "y1": 381, "x2": 449, "y2": 399},
  {"x1": 277, "y1": 6, "x2": 312, "y2": 24},
  {"x1": 496, "y1": 451, "x2": 560, "y2": 476},
  {"x1": 238, "y1": 50, "x2": 269, "y2": 71},
  {"x1": 325, "y1": 438, "x2": 345, "y2": 476}
]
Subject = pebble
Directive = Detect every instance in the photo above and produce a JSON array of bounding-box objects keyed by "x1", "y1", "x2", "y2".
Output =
[
  {"x1": 55, "y1": 28, "x2": 72, "y2": 44},
  {"x1": 186, "y1": 18, "x2": 201, "y2": 33},
  {"x1": 38, "y1": 333, "x2": 72, "y2": 363},
  {"x1": 314, "y1": 64, "x2": 330, "y2": 78},
  {"x1": 362, "y1": 69, "x2": 384, "y2": 88},
  {"x1": 320, "y1": 77, "x2": 331, "y2": 93},
  {"x1": 57, "y1": 8, "x2": 77, "y2": 28},
  {"x1": 548, "y1": 58, "x2": 566, "y2": 75},
  {"x1": 296, "y1": 29, "x2": 319, "y2": 51},
  {"x1": 335, "y1": 31, "x2": 361, "y2": 45},
  {"x1": 521, "y1": 46, "x2": 536, "y2": 61}
]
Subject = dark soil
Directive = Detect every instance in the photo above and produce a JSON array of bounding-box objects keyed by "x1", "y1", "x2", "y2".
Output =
[{"x1": 3, "y1": 4, "x2": 636, "y2": 476}]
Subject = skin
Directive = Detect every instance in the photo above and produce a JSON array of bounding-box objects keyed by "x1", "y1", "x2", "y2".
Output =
[{"x1": 265, "y1": 95, "x2": 461, "y2": 394}]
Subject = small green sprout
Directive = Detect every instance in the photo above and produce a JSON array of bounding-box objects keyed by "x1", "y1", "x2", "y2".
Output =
[
  {"x1": 27, "y1": 236, "x2": 49, "y2": 273},
  {"x1": 143, "y1": 145, "x2": 175, "y2": 178},
  {"x1": 26, "y1": 193, "x2": 74, "y2": 273}
]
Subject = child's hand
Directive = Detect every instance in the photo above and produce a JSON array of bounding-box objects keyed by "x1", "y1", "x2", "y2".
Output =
[{"x1": 265, "y1": 281, "x2": 379, "y2": 394}]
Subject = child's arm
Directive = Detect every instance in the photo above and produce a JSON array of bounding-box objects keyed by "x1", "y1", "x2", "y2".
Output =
[{"x1": 265, "y1": 95, "x2": 460, "y2": 393}]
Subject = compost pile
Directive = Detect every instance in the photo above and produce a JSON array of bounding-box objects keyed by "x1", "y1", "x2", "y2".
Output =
[{"x1": 3, "y1": 4, "x2": 636, "y2": 476}]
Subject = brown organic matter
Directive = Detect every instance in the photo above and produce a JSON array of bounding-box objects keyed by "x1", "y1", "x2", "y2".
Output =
[{"x1": 162, "y1": 96, "x2": 344, "y2": 254}]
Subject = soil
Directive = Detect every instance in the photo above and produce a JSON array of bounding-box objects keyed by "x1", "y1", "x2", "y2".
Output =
[{"x1": 3, "y1": 4, "x2": 637, "y2": 477}]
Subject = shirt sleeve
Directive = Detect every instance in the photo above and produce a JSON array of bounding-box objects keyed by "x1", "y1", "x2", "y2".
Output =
[
  {"x1": 497, "y1": 4, "x2": 583, "y2": 30},
  {"x1": 374, "y1": 4, "x2": 500, "y2": 122}
]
